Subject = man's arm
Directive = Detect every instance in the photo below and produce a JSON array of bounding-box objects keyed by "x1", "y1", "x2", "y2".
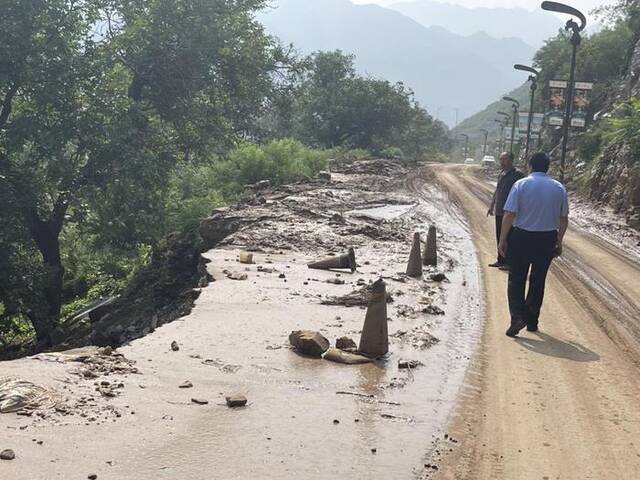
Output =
[
  {"x1": 487, "y1": 191, "x2": 496, "y2": 216},
  {"x1": 498, "y1": 212, "x2": 516, "y2": 258},
  {"x1": 555, "y1": 216, "x2": 569, "y2": 256}
]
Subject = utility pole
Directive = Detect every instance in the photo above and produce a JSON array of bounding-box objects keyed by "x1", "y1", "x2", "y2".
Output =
[{"x1": 542, "y1": 1, "x2": 586, "y2": 183}]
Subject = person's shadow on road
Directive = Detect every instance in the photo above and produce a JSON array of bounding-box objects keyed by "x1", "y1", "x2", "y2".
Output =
[{"x1": 515, "y1": 331, "x2": 600, "y2": 362}]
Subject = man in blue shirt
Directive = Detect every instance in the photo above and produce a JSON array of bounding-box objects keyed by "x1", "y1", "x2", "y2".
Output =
[{"x1": 498, "y1": 152, "x2": 569, "y2": 337}]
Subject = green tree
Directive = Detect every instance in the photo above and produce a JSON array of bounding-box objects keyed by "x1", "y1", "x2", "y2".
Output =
[{"x1": 0, "y1": 0, "x2": 281, "y2": 347}]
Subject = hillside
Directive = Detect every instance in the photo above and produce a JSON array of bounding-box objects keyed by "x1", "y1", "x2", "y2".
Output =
[
  {"x1": 389, "y1": 0, "x2": 563, "y2": 48},
  {"x1": 259, "y1": 0, "x2": 535, "y2": 126}
]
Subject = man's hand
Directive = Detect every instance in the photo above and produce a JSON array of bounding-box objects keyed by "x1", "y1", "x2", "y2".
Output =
[
  {"x1": 498, "y1": 239, "x2": 508, "y2": 258},
  {"x1": 554, "y1": 242, "x2": 563, "y2": 258},
  {"x1": 487, "y1": 207, "x2": 494, "y2": 217}
]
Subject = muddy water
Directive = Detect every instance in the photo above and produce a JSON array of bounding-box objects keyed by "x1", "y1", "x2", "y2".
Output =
[
  {"x1": 123, "y1": 187, "x2": 483, "y2": 478},
  {"x1": 0, "y1": 171, "x2": 483, "y2": 480}
]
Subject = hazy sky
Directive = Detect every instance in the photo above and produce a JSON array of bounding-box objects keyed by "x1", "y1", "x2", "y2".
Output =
[{"x1": 352, "y1": 0, "x2": 607, "y2": 21}]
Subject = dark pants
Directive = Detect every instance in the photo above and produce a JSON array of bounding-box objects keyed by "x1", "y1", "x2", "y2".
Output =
[
  {"x1": 507, "y1": 228, "x2": 558, "y2": 327},
  {"x1": 495, "y1": 215, "x2": 505, "y2": 264}
]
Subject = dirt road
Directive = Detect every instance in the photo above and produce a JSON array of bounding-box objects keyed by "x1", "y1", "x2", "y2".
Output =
[{"x1": 428, "y1": 164, "x2": 640, "y2": 480}]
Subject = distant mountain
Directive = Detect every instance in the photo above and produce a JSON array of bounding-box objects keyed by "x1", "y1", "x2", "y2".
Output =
[
  {"x1": 389, "y1": 0, "x2": 563, "y2": 48},
  {"x1": 259, "y1": 0, "x2": 536, "y2": 127}
]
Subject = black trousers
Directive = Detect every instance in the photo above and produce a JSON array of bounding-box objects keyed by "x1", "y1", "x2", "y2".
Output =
[
  {"x1": 495, "y1": 215, "x2": 505, "y2": 264},
  {"x1": 506, "y1": 228, "x2": 558, "y2": 326}
]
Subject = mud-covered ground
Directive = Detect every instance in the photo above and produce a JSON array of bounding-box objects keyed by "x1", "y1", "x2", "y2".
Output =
[{"x1": 0, "y1": 160, "x2": 483, "y2": 480}]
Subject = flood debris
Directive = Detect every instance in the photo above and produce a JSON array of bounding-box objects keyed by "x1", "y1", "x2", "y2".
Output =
[
  {"x1": 289, "y1": 330, "x2": 330, "y2": 357},
  {"x1": 191, "y1": 398, "x2": 209, "y2": 405},
  {"x1": 239, "y1": 252, "x2": 254, "y2": 264},
  {"x1": 335, "y1": 336, "x2": 357, "y2": 352},
  {"x1": 307, "y1": 247, "x2": 357, "y2": 273},
  {"x1": 325, "y1": 278, "x2": 346, "y2": 285},
  {"x1": 225, "y1": 395, "x2": 248, "y2": 408},
  {"x1": 321, "y1": 284, "x2": 393, "y2": 307},
  {"x1": 171, "y1": 340, "x2": 180, "y2": 351},
  {"x1": 398, "y1": 359, "x2": 423, "y2": 369},
  {"x1": 406, "y1": 232, "x2": 423, "y2": 278},
  {"x1": 178, "y1": 381, "x2": 193, "y2": 389},
  {"x1": 429, "y1": 273, "x2": 448, "y2": 283},
  {"x1": 358, "y1": 279, "x2": 389, "y2": 357},
  {"x1": 423, "y1": 225, "x2": 438, "y2": 266},
  {"x1": 423, "y1": 305, "x2": 445, "y2": 316},
  {"x1": 0, "y1": 379, "x2": 61, "y2": 414},
  {"x1": 224, "y1": 270, "x2": 248, "y2": 281},
  {"x1": 323, "y1": 348, "x2": 373, "y2": 365}
]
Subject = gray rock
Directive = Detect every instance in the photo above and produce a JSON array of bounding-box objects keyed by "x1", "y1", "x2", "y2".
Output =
[
  {"x1": 178, "y1": 381, "x2": 193, "y2": 389},
  {"x1": 323, "y1": 348, "x2": 373, "y2": 365},
  {"x1": 0, "y1": 449, "x2": 15, "y2": 460},
  {"x1": 226, "y1": 395, "x2": 248, "y2": 408},
  {"x1": 289, "y1": 330, "x2": 330, "y2": 358},
  {"x1": 191, "y1": 398, "x2": 209, "y2": 405},
  {"x1": 335, "y1": 337, "x2": 357, "y2": 352},
  {"x1": 171, "y1": 340, "x2": 180, "y2": 351}
]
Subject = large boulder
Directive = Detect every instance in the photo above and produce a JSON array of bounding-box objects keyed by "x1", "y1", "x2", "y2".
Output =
[{"x1": 289, "y1": 330, "x2": 330, "y2": 358}]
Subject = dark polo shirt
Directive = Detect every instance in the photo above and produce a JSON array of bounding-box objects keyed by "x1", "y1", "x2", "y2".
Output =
[{"x1": 495, "y1": 168, "x2": 525, "y2": 216}]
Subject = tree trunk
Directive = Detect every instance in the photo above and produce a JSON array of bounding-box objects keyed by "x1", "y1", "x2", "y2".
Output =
[{"x1": 26, "y1": 202, "x2": 67, "y2": 348}]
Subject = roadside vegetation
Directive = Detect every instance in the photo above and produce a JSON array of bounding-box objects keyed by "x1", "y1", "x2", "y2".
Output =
[{"x1": 0, "y1": 0, "x2": 450, "y2": 349}]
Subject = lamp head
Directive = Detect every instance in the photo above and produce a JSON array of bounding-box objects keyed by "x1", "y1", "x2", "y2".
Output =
[{"x1": 541, "y1": 1, "x2": 586, "y2": 32}]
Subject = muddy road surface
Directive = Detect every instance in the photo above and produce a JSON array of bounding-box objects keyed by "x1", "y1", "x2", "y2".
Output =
[
  {"x1": 1, "y1": 161, "x2": 483, "y2": 480},
  {"x1": 429, "y1": 164, "x2": 640, "y2": 480}
]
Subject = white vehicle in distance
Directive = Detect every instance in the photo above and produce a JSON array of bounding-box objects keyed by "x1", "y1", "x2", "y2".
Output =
[
  {"x1": 464, "y1": 158, "x2": 475, "y2": 164},
  {"x1": 481, "y1": 155, "x2": 496, "y2": 167}
]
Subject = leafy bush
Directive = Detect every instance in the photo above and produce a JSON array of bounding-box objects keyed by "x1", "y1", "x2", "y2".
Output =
[
  {"x1": 214, "y1": 139, "x2": 330, "y2": 196},
  {"x1": 608, "y1": 98, "x2": 640, "y2": 160}
]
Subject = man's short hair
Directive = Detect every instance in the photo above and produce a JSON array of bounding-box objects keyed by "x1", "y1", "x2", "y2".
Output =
[
  {"x1": 501, "y1": 152, "x2": 515, "y2": 162},
  {"x1": 529, "y1": 152, "x2": 550, "y2": 173}
]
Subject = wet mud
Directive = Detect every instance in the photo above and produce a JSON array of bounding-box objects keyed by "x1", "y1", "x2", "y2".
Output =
[{"x1": 0, "y1": 160, "x2": 483, "y2": 479}]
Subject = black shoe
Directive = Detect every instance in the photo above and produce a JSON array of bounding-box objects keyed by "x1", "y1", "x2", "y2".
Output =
[
  {"x1": 506, "y1": 319, "x2": 527, "y2": 337},
  {"x1": 526, "y1": 324, "x2": 538, "y2": 332},
  {"x1": 489, "y1": 261, "x2": 505, "y2": 268}
]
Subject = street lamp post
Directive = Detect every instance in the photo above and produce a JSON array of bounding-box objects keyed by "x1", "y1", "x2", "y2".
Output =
[
  {"x1": 541, "y1": 1, "x2": 587, "y2": 183},
  {"x1": 496, "y1": 112, "x2": 510, "y2": 153},
  {"x1": 514, "y1": 64, "x2": 540, "y2": 160},
  {"x1": 503, "y1": 96, "x2": 520, "y2": 154},
  {"x1": 480, "y1": 129, "x2": 489, "y2": 156},
  {"x1": 458, "y1": 133, "x2": 469, "y2": 161}
]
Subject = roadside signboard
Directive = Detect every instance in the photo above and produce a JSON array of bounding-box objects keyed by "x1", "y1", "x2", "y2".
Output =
[
  {"x1": 571, "y1": 82, "x2": 594, "y2": 128},
  {"x1": 518, "y1": 112, "x2": 545, "y2": 134},
  {"x1": 548, "y1": 80, "x2": 567, "y2": 126}
]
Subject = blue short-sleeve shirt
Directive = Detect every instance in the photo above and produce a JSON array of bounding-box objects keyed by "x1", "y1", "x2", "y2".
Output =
[{"x1": 503, "y1": 172, "x2": 569, "y2": 232}]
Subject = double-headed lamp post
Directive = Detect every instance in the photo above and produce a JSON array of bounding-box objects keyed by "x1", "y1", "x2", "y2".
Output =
[
  {"x1": 541, "y1": 1, "x2": 587, "y2": 183},
  {"x1": 503, "y1": 96, "x2": 520, "y2": 154},
  {"x1": 458, "y1": 133, "x2": 469, "y2": 161},
  {"x1": 514, "y1": 64, "x2": 540, "y2": 160},
  {"x1": 480, "y1": 129, "x2": 489, "y2": 156}
]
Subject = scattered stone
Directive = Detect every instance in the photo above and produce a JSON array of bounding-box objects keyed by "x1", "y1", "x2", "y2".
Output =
[
  {"x1": 224, "y1": 270, "x2": 248, "y2": 281},
  {"x1": 318, "y1": 171, "x2": 332, "y2": 182},
  {"x1": 335, "y1": 337, "x2": 357, "y2": 352},
  {"x1": 225, "y1": 395, "x2": 247, "y2": 408},
  {"x1": 324, "y1": 348, "x2": 373, "y2": 365},
  {"x1": 423, "y1": 305, "x2": 445, "y2": 316},
  {"x1": 0, "y1": 449, "x2": 15, "y2": 460},
  {"x1": 88, "y1": 474, "x2": 98, "y2": 479},
  {"x1": 398, "y1": 360, "x2": 423, "y2": 369},
  {"x1": 171, "y1": 341, "x2": 180, "y2": 351},
  {"x1": 333, "y1": 419, "x2": 340, "y2": 424},
  {"x1": 289, "y1": 330, "x2": 330, "y2": 357},
  {"x1": 325, "y1": 278, "x2": 345, "y2": 285},
  {"x1": 429, "y1": 273, "x2": 447, "y2": 282},
  {"x1": 191, "y1": 398, "x2": 209, "y2": 405},
  {"x1": 178, "y1": 381, "x2": 193, "y2": 389},
  {"x1": 278, "y1": 273, "x2": 286, "y2": 279}
]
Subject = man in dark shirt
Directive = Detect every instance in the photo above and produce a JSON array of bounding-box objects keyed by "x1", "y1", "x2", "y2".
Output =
[{"x1": 487, "y1": 152, "x2": 524, "y2": 268}]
